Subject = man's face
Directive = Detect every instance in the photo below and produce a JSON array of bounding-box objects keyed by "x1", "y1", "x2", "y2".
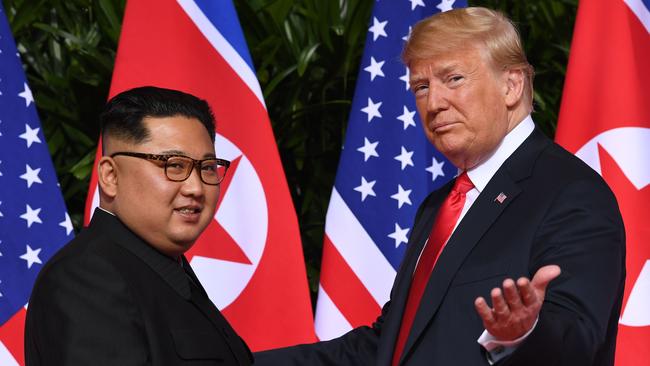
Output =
[
  {"x1": 410, "y1": 46, "x2": 517, "y2": 170},
  {"x1": 107, "y1": 116, "x2": 219, "y2": 257}
]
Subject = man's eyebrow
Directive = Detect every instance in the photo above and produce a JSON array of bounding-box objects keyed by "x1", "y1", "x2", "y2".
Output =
[{"x1": 159, "y1": 149, "x2": 216, "y2": 158}]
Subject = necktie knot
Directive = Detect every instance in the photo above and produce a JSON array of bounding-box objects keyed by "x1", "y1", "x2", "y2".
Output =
[{"x1": 453, "y1": 172, "x2": 474, "y2": 195}]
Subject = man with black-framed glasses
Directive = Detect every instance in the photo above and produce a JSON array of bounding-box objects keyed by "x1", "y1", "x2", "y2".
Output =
[{"x1": 25, "y1": 86, "x2": 253, "y2": 365}]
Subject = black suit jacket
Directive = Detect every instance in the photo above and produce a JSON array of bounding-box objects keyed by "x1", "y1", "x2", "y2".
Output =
[
  {"x1": 255, "y1": 129, "x2": 625, "y2": 365},
  {"x1": 25, "y1": 209, "x2": 253, "y2": 366}
]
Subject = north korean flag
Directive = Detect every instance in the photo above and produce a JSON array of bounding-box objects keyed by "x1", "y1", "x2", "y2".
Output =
[{"x1": 555, "y1": 1, "x2": 650, "y2": 364}]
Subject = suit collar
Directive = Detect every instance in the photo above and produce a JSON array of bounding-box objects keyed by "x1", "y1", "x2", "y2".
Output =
[
  {"x1": 468, "y1": 114, "x2": 535, "y2": 192},
  {"x1": 90, "y1": 208, "x2": 191, "y2": 300}
]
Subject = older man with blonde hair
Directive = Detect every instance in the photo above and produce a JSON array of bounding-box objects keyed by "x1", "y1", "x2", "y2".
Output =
[{"x1": 256, "y1": 7, "x2": 625, "y2": 366}]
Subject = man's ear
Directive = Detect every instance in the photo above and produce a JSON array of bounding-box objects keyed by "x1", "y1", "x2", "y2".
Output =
[
  {"x1": 504, "y1": 68, "x2": 525, "y2": 108},
  {"x1": 98, "y1": 157, "x2": 118, "y2": 198}
]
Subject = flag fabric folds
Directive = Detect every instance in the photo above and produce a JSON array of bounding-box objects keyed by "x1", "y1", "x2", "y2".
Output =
[
  {"x1": 314, "y1": 0, "x2": 466, "y2": 341},
  {"x1": 0, "y1": 4, "x2": 73, "y2": 365},
  {"x1": 83, "y1": 0, "x2": 315, "y2": 350},
  {"x1": 555, "y1": 0, "x2": 650, "y2": 364}
]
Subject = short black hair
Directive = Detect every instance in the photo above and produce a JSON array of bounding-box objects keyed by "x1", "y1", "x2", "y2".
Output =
[{"x1": 100, "y1": 86, "x2": 216, "y2": 144}]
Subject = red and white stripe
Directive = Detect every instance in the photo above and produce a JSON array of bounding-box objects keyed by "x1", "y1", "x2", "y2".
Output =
[{"x1": 315, "y1": 189, "x2": 396, "y2": 340}]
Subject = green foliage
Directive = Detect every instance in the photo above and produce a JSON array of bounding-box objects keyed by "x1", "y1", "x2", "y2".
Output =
[
  {"x1": 235, "y1": 0, "x2": 374, "y2": 292},
  {"x1": 2, "y1": 0, "x2": 125, "y2": 229},
  {"x1": 4, "y1": 0, "x2": 578, "y2": 298}
]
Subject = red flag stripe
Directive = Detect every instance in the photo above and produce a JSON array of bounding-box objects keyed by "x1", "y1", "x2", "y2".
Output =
[{"x1": 320, "y1": 235, "x2": 383, "y2": 329}]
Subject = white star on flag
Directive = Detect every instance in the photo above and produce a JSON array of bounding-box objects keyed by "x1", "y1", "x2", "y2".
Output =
[
  {"x1": 410, "y1": 0, "x2": 426, "y2": 11},
  {"x1": 19, "y1": 123, "x2": 42, "y2": 148},
  {"x1": 396, "y1": 106, "x2": 416, "y2": 130},
  {"x1": 0, "y1": 201, "x2": 3, "y2": 217},
  {"x1": 357, "y1": 137, "x2": 379, "y2": 162},
  {"x1": 388, "y1": 223, "x2": 410, "y2": 248},
  {"x1": 19, "y1": 245, "x2": 42, "y2": 269},
  {"x1": 20, "y1": 204, "x2": 43, "y2": 228},
  {"x1": 20, "y1": 164, "x2": 43, "y2": 188},
  {"x1": 399, "y1": 67, "x2": 410, "y2": 90},
  {"x1": 59, "y1": 212, "x2": 74, "y2": 236},
  {"x1": 364, "y1": 57, "x2": 385, "y2": 81},
  {"x1": 18, "y1": 82, "x2": 34, "y2": 107},
  {"x1": 354, "y1": 176, "x2": 377, "y2": 201},
  {"x1": 402, "y1": 26, "x2": 413, "y2": 42},
  {"x1": 437, "y1": 0, "x2": 456, "y2": 12},
  {"x1": 391, "y1": 184, "x2": 413, "y2": 208},
  {"x1": 368, "y1": 17, "x2": 388, "y2": 41},
  {"x1": 361, "y1": 97, "x2": 383, "y2": 122},
  {"x1": 394, "y1": 146, "x2": 414, "y2": 170},
  {"x1": 426, "y1": 156, "x2": 446, "y2": 182}
]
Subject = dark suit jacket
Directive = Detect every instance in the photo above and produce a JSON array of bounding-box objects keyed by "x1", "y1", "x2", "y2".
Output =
[
  {"x1": 25, "y1": 209, "x2": 253, "y2": 366},
  {"x1": 255, "y1": 129, "x2": 626, "y2": 365}
]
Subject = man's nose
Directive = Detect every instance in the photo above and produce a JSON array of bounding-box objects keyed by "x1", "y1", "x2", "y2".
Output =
[
  {"x1": 426, "y1": 85, "x2": 449, "y2": 114},
  {"x1": 180, "y1": 164, "x2": 205, "y2": 195}
]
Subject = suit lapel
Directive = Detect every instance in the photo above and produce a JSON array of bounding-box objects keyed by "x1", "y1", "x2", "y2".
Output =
[
  {"x1": 92, "y1": 209, "x2": 192, "y2": 300},
  {"x1": 396, "y1": 129, "x2": 550, "y2": 364}
]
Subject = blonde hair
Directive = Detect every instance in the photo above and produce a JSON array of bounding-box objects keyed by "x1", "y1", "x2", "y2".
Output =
[{"x1": 403, "y1": 7, "x2": 534, "y2": 108}]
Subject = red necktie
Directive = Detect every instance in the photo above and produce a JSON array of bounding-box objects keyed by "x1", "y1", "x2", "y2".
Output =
[{"x1": 391, "y1": 172, "x2": 474, "y2": 366}]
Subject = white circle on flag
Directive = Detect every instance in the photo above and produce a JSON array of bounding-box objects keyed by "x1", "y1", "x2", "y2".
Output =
[
  {"x1": 574, "y1": 127, "x2": 650, "y2": 190},
  {"x1": 190, "y1": 133, "x2": 268, "y2": 309}
]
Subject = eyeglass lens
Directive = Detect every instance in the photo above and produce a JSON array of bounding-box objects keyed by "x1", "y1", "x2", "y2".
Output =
[{"x1": 165, "y1": 156, "x2": 225, "y2": 184}]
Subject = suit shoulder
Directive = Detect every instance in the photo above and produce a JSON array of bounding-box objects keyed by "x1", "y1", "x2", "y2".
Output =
[
  {"x1": 31, "y1": 227, "x2": 126, "y2": 299},
  {"x1": 536, "y1": 141, "x2": 613, "y2": 191}
]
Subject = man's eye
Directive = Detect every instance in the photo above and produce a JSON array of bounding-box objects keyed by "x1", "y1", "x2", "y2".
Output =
[
  {"x1": 412, "y1": 84, "x2": 428, "y2": 95},
  {"x1": 448, "y1": 75, "x2": 464, "y2": 84}
]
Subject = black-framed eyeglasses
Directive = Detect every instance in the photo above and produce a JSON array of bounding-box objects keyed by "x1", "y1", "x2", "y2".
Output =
[{"x1": 110, "y1": 152, "x2": 230, "y2": 186}]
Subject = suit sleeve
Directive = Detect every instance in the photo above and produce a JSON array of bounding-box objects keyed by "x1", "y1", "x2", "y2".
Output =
[
  {"x1": 254, "y1": 195, "x2": 436, "y2": 366},
  {"x1": 25, "y1": 252, "x2": 149, "y2": 366},
  {"x1": 253, "y1": 306, "x2": 383, "y2": 365},
  {"x1": 501, "y1": 178, "x2": 625, "y2": 366}
]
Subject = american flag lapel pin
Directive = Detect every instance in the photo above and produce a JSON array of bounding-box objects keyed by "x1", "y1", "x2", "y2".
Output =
[{"x1": 494, "y1": 192, "x2": 507, "y2": 204}]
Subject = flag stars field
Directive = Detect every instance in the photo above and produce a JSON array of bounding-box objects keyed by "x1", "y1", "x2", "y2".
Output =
[
  {"x1": 20, "y1": 164, "x2": 43, "y2": 188},
  {"x1": 354, "y1": 177, "x2": 377, "y2": 201},
  {"x1": 20, "y1": 204, "x2": 42, "y2": 228},
  {"x1": 361, "y1": 97, "x2": 383, "y2": 122},
  {"x1": 437, "y1": 0, "x2": 456, "y2": 13},
  {"x1": 364, "y1": 57, "x2": 385, "y2": 81},
  {"x1": 368, "y1": 17, "x2": 388, "y2": 41},
  {"x1": 399, "y1": 67, "x2": 410, "y2": 90},
  {"x1": 397, "y1": 106, "x2": 416, "y2": 129},
  {"x1": 391, "y1": 185, "x2": 413, "y2": 209},
  {"x1": 19, "y1": 244, "x2": 42, "y2": 269},
  {"x1": 18, "y1": 82, "x2": 34, "y2": 107},
  {"x1": 59, "y1": 212, "x2": 73, "y2": 236},
  {"x1": 410, "y1": 0, "x2": 426, "y2": 11},
  {"x1": 426, "y1": 157, "x2": 446, "y2": 182},
  {"x1": 394, "y1": 146, "x2": 415, "y2": 170},
  {"x1": 358, "y1": 137, "x2": 379, "y2": 162},
  {"x1": 388, "y1": 223, "x2": 410, "y2": 248},
  {"x1": 19, "y1": 123, "x2": 41, "y2": 147}
]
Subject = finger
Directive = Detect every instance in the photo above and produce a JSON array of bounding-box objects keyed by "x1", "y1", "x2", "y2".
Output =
[
  {"x1": 502, "y1": 278, "x2": 524, "y2": 311},
  {"x1": 491, "y1": 287, "x2": 510, "y2": 320},
  {"x1": 516, "y1": 277, "x2": 538, "y2": 307},
  {"x1": 531, "y1": 265, "x2": 562, "y2": 295},
  {"x1": 474, "y1": 297, "x2": 495, "y2": 325}
]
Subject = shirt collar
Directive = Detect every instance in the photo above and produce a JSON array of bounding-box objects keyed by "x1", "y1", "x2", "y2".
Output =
[{"x1": 466, "y1": 115, "x2": 535, "y2": 192}]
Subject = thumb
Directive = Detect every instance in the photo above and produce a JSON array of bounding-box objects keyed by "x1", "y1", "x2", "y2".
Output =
[{"x1": 531, "y1": 265, "x2": 561, "y2": 294}]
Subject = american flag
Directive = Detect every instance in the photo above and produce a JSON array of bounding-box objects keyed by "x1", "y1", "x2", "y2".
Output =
[
  {"x1": 314, "y1": 0, "x2": 466, "y2": 340},
  {"x1": 0, "y1": 4, "x2": 73, "y2": 365}
]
